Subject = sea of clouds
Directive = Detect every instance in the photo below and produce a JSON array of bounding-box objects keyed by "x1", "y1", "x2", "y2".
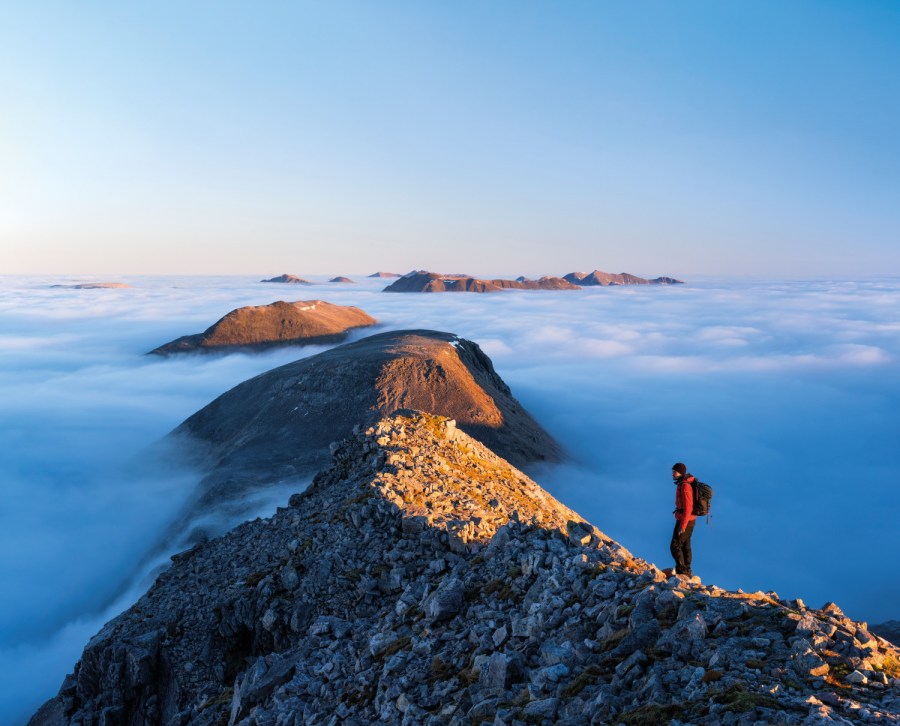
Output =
[{"x1": 2, "y1": 272, "x2": 899, "y2": 721}]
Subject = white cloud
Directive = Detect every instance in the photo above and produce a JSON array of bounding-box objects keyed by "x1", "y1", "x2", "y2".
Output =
[{"x1": 1, "y1": 274, "x2": 899, "y2": 720}]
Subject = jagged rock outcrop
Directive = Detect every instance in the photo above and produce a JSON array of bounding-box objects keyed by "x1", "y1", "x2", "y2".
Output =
[
  {"x1": 563, "y1": 270, "x2": 684, "y2": 286},
  {"x1": 50, "y1": 282, "x2": 130, "y2": 289},
  {"x1": 171, "y1": 330, "x2": 561, "y2": 509},
  {"x1": 383, "y1": 272, "x2": 579, "y2": 293},
  {"x1": 31, "y1": 413, "x2": 900, "y2": 725},
  {"x1": 148, "y1": 301, "x2": 377, "y2": 355},
  {"x1": 329, "y1": 277, "x2": 355, "y2": 284},
  {"x1": 873, "y1": 622, "x2": 900, "y2": 648},
  {"x1": 369, "y1": 272, "x2": 401, "y2": 278},
  {"x1": 261, "y1": 274, "x2": 311, "y2": 284}
]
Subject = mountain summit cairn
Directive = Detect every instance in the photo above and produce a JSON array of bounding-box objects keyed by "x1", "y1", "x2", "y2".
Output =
[
  {"x1": 149, "y1": 300, "x2": 376, "y2": 355},
  {"x1": 31, "y1": 412, "x2": 900, "y2": 725}
]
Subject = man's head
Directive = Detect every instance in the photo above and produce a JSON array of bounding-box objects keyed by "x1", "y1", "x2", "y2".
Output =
[{"x1": 672, "y1": 462, "x2": 687, "y2": 480}]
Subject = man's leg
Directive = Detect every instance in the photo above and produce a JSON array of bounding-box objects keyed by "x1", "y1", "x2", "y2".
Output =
[
  {"x1": 669, "y1": 523, "x2": 686, "y2": 574},
  {"x1": 681, "y1": 521, "x2": 695, "y2": 576}
]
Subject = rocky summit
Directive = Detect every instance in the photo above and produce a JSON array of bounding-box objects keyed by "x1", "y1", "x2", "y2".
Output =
[
  {"x1": 171, "y1": 330, "x2": 561, "y2": 511},
  {"x1": 31, "y1": 412, "x2": 900, "y2": 725},
  {"x1": 148, "y1": 301, "x2": 376, "y2": 355},
  {"x1": 262, "y1": 275, "x2": 312, "y2": 285}
]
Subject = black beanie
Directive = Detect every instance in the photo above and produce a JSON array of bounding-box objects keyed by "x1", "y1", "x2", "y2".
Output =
[{"x1": 672, "y1": 462, "x2": 687, "y2": 476}]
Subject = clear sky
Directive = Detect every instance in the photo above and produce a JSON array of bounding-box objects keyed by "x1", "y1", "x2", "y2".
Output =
[{"x1": 1, "y1": 1, "x2": 898, "y2": 276}]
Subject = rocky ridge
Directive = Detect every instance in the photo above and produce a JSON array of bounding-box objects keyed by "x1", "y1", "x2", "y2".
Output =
[
  {"x1": 262, "y1": 275, "x2": 312, "y2": 285},
  {"x1": 170, "y1": 330, "x2": 561, "y2": 511},
  {"x1": 383, "y1": 272, "x2": 579, "y2": 293},
  {"x1": 149, "y1": 301, "x2": 376, "y2": 355},
  {"x1": 563, "y1": 271, "x2": 683, "y2": 287},
  {"x1": 32, "y1": 413, "x2": 900, "y2": 725}
]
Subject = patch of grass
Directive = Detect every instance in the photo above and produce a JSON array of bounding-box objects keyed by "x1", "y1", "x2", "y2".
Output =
[
  {"x1": 343, "y1": 683, "x2": 376, "y2": 706},
  {"x1": 381, "y1": 635, "x2": 411, "y2": 658},
  {"x1": 711, "y1": 684, "x2": 779, "y2": 713},
  {"x1": 345, "y1": 491, "x2": 375, "y2": 506},
  {"x1": 601, "y1": 626, "x2": 629, "y2": 651},
  {"x1": 459, "y1": 667, "x2": 478, "y2": 686},
  {"x1": 587, "y1": 564, "x2": 607, "y2": 579},
  {"x1": 561, "y1": 665, "x2": 604, "y2": 698},
  {"x1": 656, "y1": 608, "x2": 678, "y2": 628},
  {"x1": 702, "y1": 669, "x2": 723, "y2": 683},
  {"x1": 483, "y1": 578, "x2": 515, "y2": 601},
  {"x1": 198, "y1": 688, "x2": 233, "y2": 711},
  {"x1": 830, "y1": 662, "x2": 851, "y2": 679},
  {"x1": 245, "y1": 571, "x2": 266, "y2": 588},
  {"x1": 824, "y1": 673, "x2": 852, "y2": 690},
  {"x1": 618, "y1": 703, "x2": 685, "y2": 725},
  {"x1": 430, "y1": 656, "x2": 453, "y2": 682},
  {"x1": 878, "y1": 655, "x2": 900, "y2": 679}
]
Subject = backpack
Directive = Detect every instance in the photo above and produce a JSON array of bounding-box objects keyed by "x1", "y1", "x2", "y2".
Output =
[{"x1": 691, "y1": 480, "x2": 713, "y2": 517}]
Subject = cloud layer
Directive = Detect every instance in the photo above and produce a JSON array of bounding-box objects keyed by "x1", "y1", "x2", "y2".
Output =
[{"x1": 2, "y1": 273, "x2": 899, "y2": 721}]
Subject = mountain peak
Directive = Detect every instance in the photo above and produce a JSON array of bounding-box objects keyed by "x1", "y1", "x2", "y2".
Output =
[{"x1": 171, "y1": 330, "x2": 562, "y2": 514}]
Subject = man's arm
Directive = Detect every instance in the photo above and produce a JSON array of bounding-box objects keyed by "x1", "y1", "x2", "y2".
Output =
[{"x1": 679, "y1": 483, "x2": 693, "y2": 531}]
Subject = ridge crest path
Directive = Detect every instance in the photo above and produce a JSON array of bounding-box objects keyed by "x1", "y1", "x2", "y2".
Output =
[{"x1": 31, "y1": 413, "x2": 900, "y2": 725}]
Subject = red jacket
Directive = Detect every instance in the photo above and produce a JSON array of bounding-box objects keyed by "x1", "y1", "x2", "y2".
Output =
[{"x1": 675, "y1": 476, "x2": 697, "y2": 530}]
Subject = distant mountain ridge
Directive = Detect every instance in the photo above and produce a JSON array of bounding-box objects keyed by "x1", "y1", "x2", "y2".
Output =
[
  {"x1": 148, "y1": 300, "x2": 376, "y2": 355},
  {"x1": 261, "y1": 274, "x2": 311, "y2": 284},
  {"x1": 563, "y1": 270, "x2": 683, "y2": 286},
  {"x1": 383, "y1": 271, "x2": 579, "y2": 293},
  {"x1": 50, "y1": 282, "x2": 130, "y2": 289},
  {"x1": 381, "y1": 269, "x2": 683, "y2": 292}
]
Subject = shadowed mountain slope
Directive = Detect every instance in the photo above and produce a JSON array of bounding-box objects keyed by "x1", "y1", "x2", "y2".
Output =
[
  {"x1": 31, "y1": 413, "x2": 900, "y2": 725},
  {"x1": 171, "y1": 330, "x2": 562, "y2": 508},
  {"x1": 149, "y1": 300, "x2": 376, "y2": 355}
]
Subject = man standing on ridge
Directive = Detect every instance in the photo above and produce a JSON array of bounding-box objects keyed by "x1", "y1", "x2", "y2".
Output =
[{"x1": 670, "y1": 462, "x2": 697, "y2": 577}]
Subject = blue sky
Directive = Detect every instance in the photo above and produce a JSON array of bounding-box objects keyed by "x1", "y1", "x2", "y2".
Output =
[{"x1": 1, "y1": 1, "x2": 898, "y2": 276}]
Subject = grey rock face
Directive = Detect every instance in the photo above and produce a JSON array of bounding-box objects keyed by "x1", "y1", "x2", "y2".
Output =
[{"x1": 31, "y1": 413, "x2": 900, "y2": 726}]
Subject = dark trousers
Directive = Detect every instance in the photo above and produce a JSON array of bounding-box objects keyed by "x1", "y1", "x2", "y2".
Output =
[{"x1": 670, "y1": 521, "x2": 695, "y2": 575}]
